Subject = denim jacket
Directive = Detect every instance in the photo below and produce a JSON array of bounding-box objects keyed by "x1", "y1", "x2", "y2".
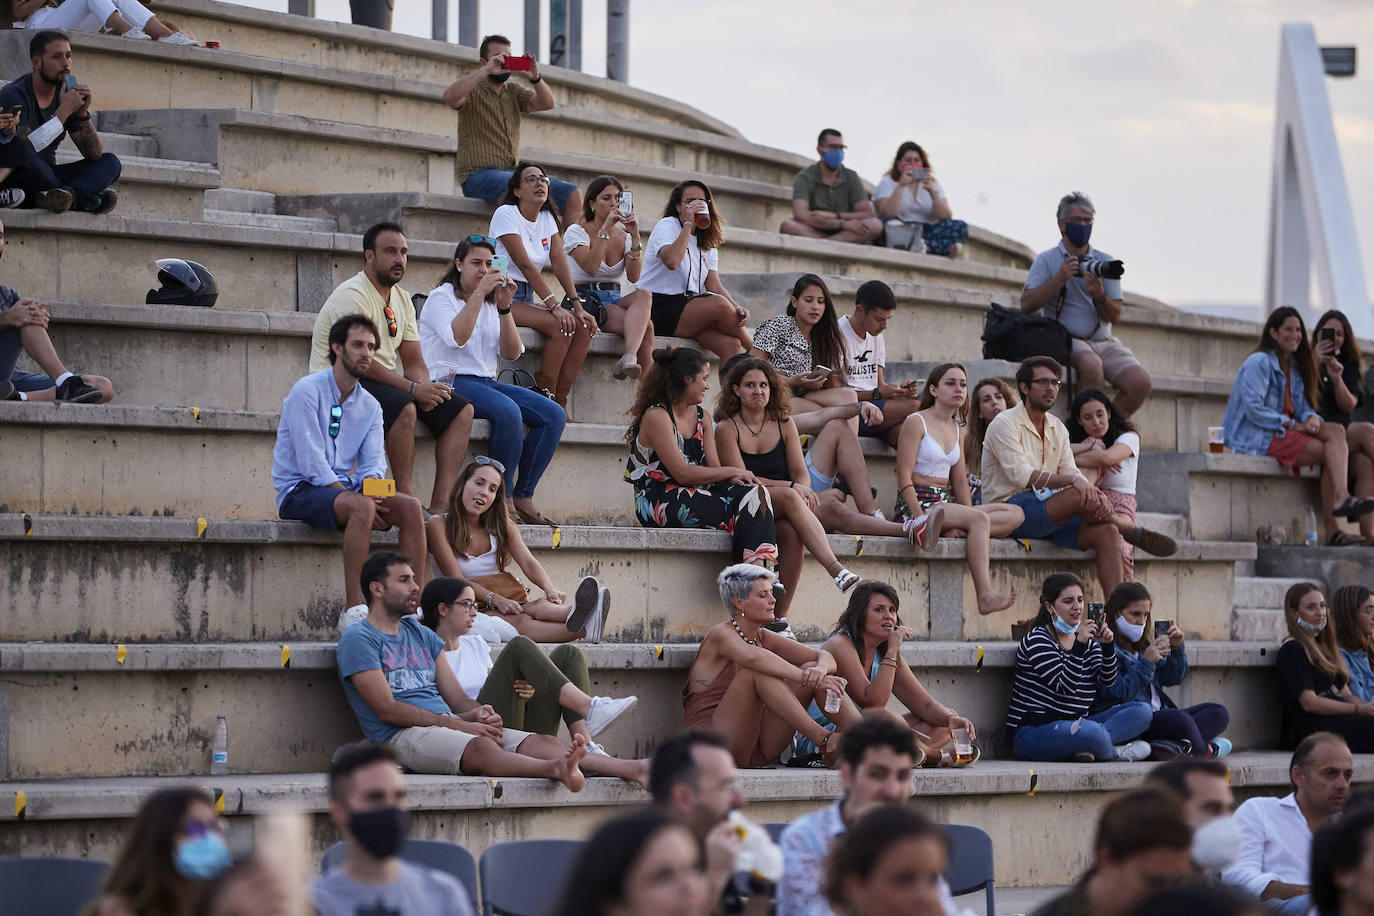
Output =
[
  {"x1": 1222, "y1": 350, "x2": 1317, "y2": 455},
  {"x1": 1100, "y1": 642, "x2": 1188, "y2": 708},
  {"x1": 1340, "y1": 647, "x2": 1374, "y2": 702}
]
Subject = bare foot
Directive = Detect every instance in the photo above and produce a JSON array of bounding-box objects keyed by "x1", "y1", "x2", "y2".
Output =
[
  {"x1": 977, "y1": 587, "x2": 1019, "y2": 615},
  {"x1": 549, "y1": 734, "x2": 588, "y2": 792},
  {"x1": 628, "y1": 758, "x2": 650, "y2": 790}
]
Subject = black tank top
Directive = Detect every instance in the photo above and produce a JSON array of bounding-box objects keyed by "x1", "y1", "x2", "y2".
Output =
[{"x1": 733, "y1": 418, "x2": 789, "y2": 481}]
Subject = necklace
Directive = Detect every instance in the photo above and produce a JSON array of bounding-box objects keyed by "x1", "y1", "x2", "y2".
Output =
[
  {"x1": 739, "y1": 412, "x2": 766, "y2": 437},
  {"x1": 730, "y1": 618, "x2": 758, "y2": 645}
]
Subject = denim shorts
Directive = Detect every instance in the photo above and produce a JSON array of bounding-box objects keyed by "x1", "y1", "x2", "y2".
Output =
[
  {"x1": 805, "y1": 451, "x2": 834, "y2": 492},
  {"x1": 279, "y1": 482, "x2": 344, "y2": 531},
  {"x1": 1007, "y1": 489, "x2": 1083, "y2": 550},
  {"x1": 576, "y1": 285, "x2": 622, "y2": 307},
  {"x1": 461, "y1": 167, "x2": 578, "y2": 209},
  {"x1": 10, "y1": 368, "x2": 53, "y2": 392}
]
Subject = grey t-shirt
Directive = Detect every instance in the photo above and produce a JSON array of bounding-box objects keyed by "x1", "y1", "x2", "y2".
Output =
[{"x1": 313, "y1": 860, "x2": 474, "y2": 916}]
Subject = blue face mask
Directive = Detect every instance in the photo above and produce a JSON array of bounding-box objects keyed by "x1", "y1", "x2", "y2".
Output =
[
  {"x1": 821, "y1": 149, "x2": 844, "y2": 169},
  {"x1": 1051, "y1": 615, "x2": 1080, "y2": 635},
  {"x1": 1063, "y1": 221, "x2": 1092, "y2": 248},
  {"x1": 173, "y1": 832, "x2": 232, "y2": 881}
]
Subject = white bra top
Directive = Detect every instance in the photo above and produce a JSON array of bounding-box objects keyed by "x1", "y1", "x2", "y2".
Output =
[
  {"x1": 458, "y1": 531, "x2": 500, "y2": 577},
  {"x1": 912, "y1": 415, "x2": 960, "y2": 479}
]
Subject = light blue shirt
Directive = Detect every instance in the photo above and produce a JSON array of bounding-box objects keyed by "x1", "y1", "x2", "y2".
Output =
[
  {"x1": 1023, "y1": 241, "x2": 1123, "y2": 340},
  {"x1": 271, "y1": 368, "x2": 386, "y2": 509},
  {"x1": 1340, "y1": 647, "x2": 1374, "y2": 702},
  {"x1": 1221, "y1": 350, "x2": 1318, "y2": 456}
]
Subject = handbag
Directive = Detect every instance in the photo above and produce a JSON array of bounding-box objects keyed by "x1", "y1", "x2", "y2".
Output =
[
  {"x1": 496, "y1": 367, "x2": 556, "y2": 400},
  {"x1": 980, "y1": 301, "x2": 1073, "y2": 368},
  {"x1": 882, "y1": 220, "x2": 927, "y2": 253},
  {"x1": 468, "y1": 571, "x2": 529, "y2": 606}
]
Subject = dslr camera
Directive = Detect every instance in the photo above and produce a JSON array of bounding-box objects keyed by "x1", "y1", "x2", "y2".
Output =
[{"x1": 1078, "y1": 256, "x2": 1125, "y2": 280}]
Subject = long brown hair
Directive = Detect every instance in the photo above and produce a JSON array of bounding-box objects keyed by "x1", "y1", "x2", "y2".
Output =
[
  {"x1": 1285, "y1": 582, "x2": 1347, "y2": 679},
  {"x1": 786, "y1": 273, "x2": 843, "y2": 374},
  {"x1": 662, "y1": 179, "x2": 724, "y2": 250},
  {"x1": 581, "y1": 175, "x2": 624, "y2": 223},
  {"x1": 626, "y1": 346, "x2": 709, "y2": 446},
  {"x1": 1031, "y1": 572, "x2": 1083, "y2": 630},
  {"x1": 1332, "y1": 585, "x2": 1374, "y2": 658},
  {"x1": 886, "y1": 141, "x2": 932, "y2": 181},
  {"x1": 831, "y1": 580, "x2": 901, "y2": 660},
  {"x1": 443, "y1": 460, "x2": 511, "y2": 572},
  {"x1": 501, "y1": 161, "x2": 563, "y2": 232},
  {"x1": 916, "y1": 362, "x2": 971, "y2": 427},
  {"x1": 91, "y1": 787, "x2": 212, "y2": 916},
  {"x1": 1106, "y1": 581, "x2": 1153, "y2": 653},
  {"x1": 1256, "y1": 306, "x2": 1318, "y2": 409},
  {"x1": 714, "y1": 356, "x2": 790, "y2": 422},
  {"x1": 1312, "y1": 309, "x2": 1364, "y2": 369},
  {"x1": 965, "y1": 377, "x2": 1017, "y2": 472}
]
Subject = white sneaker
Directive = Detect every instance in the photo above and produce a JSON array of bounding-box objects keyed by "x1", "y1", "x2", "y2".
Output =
[
  {"x1": 338, "y1": 604, "x2": 369, "y2": 633},
  {"x1": 564, "y1": 576, "x2": 602, "y2": 636},
  {"x1": 586, "y1": 740, "x2": 607, "y2": 756},
  {"x1": 121, "y1": 28, "x2": 151, "y2": 39},
  {"x1": 584, "y1": 586, "x2": 611, "y2": 644},
  {"x1": 158, "y1": 32, "x2": 198, "y2": 45},
  {"x1": 1114, "y1": 740, "x2": 1151, "y2": 762},
  {"x1": 613, "y1": 353, "x2": 640, "y2": 380},
  {"x1": 585, "y1": 695, "x2": 637, "y2": 737},
  {"x1": 0, "y1": 188, "x2": 24, "y2": 208}
]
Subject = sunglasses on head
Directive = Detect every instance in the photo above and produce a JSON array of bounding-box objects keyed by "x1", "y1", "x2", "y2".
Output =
[
  {"x1": 467, "y1": 235, "x2": 496, "y2": 247},
  {"x1": 329, "y1": 404, "x2": 342, "y2": 439},
  {"x1": 474, "y1": 455, "x2": 506, "y2": 474}
]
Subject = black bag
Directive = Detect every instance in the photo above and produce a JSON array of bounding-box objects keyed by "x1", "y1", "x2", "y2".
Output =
[
  {"x1": 981, "y1": 302, "x2": 1072, "y2": 367},
  {"x1": 496, "y1": 367, "x2": 556, "y2": 401}
]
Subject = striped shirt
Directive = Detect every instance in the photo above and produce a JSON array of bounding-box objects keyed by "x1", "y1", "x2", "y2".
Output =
[
  {"x1": 1005, "y1": 625, "x2": 1117, "y2": 731},
  {"x1": 456, "y1": 79, "x2": 535, "y2": 183}
]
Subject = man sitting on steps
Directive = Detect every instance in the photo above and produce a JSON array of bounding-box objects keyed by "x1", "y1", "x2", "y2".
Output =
[
  {"x1": 0, "y1": 30, "x2": 121, "y2": 214},
  {"x1": 779, "y1": 129, "x2": 882, "y2": 245}
]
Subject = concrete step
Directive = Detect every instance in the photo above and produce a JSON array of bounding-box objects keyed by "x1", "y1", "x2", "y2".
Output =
[
  {"x1": 81, "y1": 132, "x2": 159, "y2": 159},
  {"x1": 1232, "y1": 608, "x2": 1288, "y2": 642},
  {"x1": 1233, "y1": 576, "x2": 1309, "y2": 609},
  {"x1": 1254, "y1": 544, "x2": 1374, "y2": 596},
  {"x1": 0, "y1": 638, "x2": 1283, "y2": 778},
  {"x1": 203, "y1": 208, "x2": 337, "y2": 232},
  {"x1": 51, "y1": 148, "x2": 221, "y2": 221},
  {"x1": 0, "y1": 513, "x2": 1251, "y2": 645},
  {"x1": 203, "y1": 187, "x2": 277, "y2": 214},
  {"x1": 0, "y1": 750, "x2": 1347, "y2": 888}
]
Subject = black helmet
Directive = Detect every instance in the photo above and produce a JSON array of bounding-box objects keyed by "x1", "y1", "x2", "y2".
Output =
[{"x1": 146, "y1": 258, "x2": 218, "y2": 308}]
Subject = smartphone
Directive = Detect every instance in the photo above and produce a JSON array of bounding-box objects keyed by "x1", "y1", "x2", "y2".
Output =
[
  {"x1": 361, "y1": 478, "x2": 396, "y2": 498},
  {"x1": 812, "y1": 365, "x2": 832, "y2": 375},
  {"x1": 1320, "y1": 326, "x2": 1337, "y2": 342},
  {"x1": 62, "y1": 74, "x2": 77, "y2": 91},
  {"x1": 905, "y1": 166, "x2": 929, "y2": 180},
  {"x1": 3, "y1": 106, "x2": 21, "y2": 118},
  {"x1": 1086, "y1": 602, "x2": 1104, "y2": 625},
  {"x1": 618, "y1": 190, "x2": 633, "y2": 217},
  {"x1": 502, "y1": 54, "x2": 533, "y2": 71},
  {"x1": 1154, "y1": 620, "x2": 1173, "y2": 639},
  {"x1": 490, "y1": 253, "x2": 507, "y2": 275}
]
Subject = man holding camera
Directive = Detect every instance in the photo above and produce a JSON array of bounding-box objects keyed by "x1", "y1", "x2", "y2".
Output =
[
  {"x1": 780, "y1": 129, "x2": 882, "y2": 244},
  {"x1": 0, "y1": 30, "x2": 121, "y2": 214},
  {"x1": 1021, "y1": 192, "x2": 1152, "y2": 416},
  {"x1": 443, "y1": 34, "x2": 581, "y2": 229}
]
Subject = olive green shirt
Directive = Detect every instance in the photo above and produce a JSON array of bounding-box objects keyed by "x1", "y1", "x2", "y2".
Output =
[
  {"x1": 456, "y1": 78, "x2": 536, "y2": 183},
  {"x1": 791, "y1": 162, "x2": 868, "y2": 215}
]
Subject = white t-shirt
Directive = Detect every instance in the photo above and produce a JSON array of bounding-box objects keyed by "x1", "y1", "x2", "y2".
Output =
[
  {"x1": 837, "y1": 314, "x2": 885, "y2": 391},
  {"x1": 489, "y1": 204, "x2": 560, "y2": 283},
  {"x1": 563, "y1": 224, "x2": 632, "y2": 284},
  {"x1": 443, "y1": 634, "x2": 495, "y2": 699},
  {"x1": 418, "y1": 282, "x2": 523, "y2": 380},
  {"x1": 1097, "y1": 430, "x2": 1140, "y2": 495},
  {"x1": 638, "y1": 216, "x2": 718, "y2": 295},
  {"x1": 871, "y1": 175, "x2": 948, "y2": 224}
]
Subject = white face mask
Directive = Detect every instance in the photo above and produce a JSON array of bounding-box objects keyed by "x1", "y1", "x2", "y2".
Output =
[
  {"x1": 1115, "y1": 619, "x2": 1146, "y2": 644},
  {"x1": 1191, "y1": 815, "x2": 1243, "y2": 869}
]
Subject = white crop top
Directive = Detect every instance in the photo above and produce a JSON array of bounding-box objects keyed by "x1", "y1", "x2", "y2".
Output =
[{"x1": 912, "y1": 415, "x2": 960, "y2": 479}]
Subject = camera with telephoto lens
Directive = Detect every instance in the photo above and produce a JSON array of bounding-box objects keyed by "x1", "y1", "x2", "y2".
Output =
[{"x1": 1077, "y1": 256, "x2": 1125, "y2": 280}]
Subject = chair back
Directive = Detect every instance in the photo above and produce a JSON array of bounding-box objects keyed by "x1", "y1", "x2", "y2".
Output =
[
  {"x1": 479, "y1": 838, "x2": 583, "y2": 916},
  {"x1": 762, "y1": 822, "x2": 788, "y2": 843},
  {"x1": 942, "y1": 823, "x2": 995, "y2": 913},
  {"x1": 0, "y1": 856, "x2": 110, "y2": 916},
  {"x1": 321, "y1": 839, "x2": 478, "y2": 909}
]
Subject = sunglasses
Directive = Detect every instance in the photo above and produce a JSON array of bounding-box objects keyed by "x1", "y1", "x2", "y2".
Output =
[
  {"x1": 382, "y1": 302, "x2": 398, "y2": 337},
  {"x1": 467, "y1": 234, "x2": 496, "y2": 247},
  {"x1": 475, "y1": 455, "x2": 506, "y2": 474},
  {"x1": 329, "y1": 404, "x2": 342, "y2": 439}
]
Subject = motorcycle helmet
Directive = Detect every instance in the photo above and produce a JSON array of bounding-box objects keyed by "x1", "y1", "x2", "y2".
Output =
[{"x1": 146, "y1": 258, "x2": 218, "y2": 307}]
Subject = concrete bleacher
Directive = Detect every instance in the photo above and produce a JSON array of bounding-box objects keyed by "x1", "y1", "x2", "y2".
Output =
[{"x1": 1, "y1": 0, "x2": 1369, "y2": 893}]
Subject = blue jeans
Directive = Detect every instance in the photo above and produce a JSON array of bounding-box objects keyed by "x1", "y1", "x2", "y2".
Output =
[
  {"x1": 1267, "y1": 895, "x2": 1310, "y2": 915},
  {"x1": 447, "y1": 375, "x2": 566, "y2": 499},
  {"x1": 461, "y1": 167, "x2": 577, "y2": 210},
  {"x1": 6, "y1": 148, "x2": 121, "y2": 202},
  {"x1": 1012, "y1": 703, "x2": 1153, "y2": 761}
]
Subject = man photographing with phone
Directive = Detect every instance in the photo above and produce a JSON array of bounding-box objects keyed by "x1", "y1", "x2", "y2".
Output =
[
  {"x1": 0, "y1": 30, "x2": 121, "y2": 214},
  {"x1": 444, "y1": 34, "x2": 582, "y2": 229}
]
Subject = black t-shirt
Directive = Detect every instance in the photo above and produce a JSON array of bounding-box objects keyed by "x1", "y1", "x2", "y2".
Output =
[
  {"x1": 0, "y1": 73, "x2": 75, "y2": 167},
  {"x1": 1278, "y1": 638, "x2": 1347, "y2": 705},
  {"x1": 1316, "y1": 361, "x2": 1365, "y2": 426}
]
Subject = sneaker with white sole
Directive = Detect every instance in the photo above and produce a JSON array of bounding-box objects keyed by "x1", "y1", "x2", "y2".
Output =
[
  {"x1": 584, "y1": 586, "x2": 611, "y2": 643},
  {"x1": 586, "y1": 740, "x2": 607, "y2": 756},
  {"x1": 1209, "y1": 737, "x2": 1233, "y2": 758},
  {"x1": 908, "y1": 505, "x2": 947, "y2": 551},
  {"x1": 564, "y1": 576, "x2": 602, "y2": 635},
  {"x1": 121, "y1": 27, "x2": 152, "y2": 38},
  {"x1": 338, "y1": 604, "x2": 369, "y2": 633},
  {"x1": 0, "y1": 188, "x2": 23, "y2": 208},
  {"x1": 612, "y1": 353, "x2": 640, "y2": 380},
  {"x1": 158, "y1": 32, "x2": 198, "y2": 45},
  {"x1": 1114, "y1": 740, "x2": 1152, "y2": 762},
  {"x1": 585, "y1": 695, "x2": 637, "y2": 737}
]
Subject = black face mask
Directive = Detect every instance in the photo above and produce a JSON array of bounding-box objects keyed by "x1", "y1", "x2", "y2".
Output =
[
  {"x1": 348, "y1": 806, "x2": 410, "y2": 859},
  {"x1": 488, "y1": 72, "x2": 512, "y2": 84}
]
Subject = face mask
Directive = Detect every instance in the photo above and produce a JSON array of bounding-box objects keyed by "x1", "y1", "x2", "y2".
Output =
[
  {"x1": 821, "y1": 149, "x2": 844, "y2": 169},
  {"x1": 173, "y1": 832, "x2": 232, "y2": 880},
  {"x1": 348, "y1": 806, "x2": 410, "y2": 859},
  {"x1": 1115, "y1": 620, "x2": 1146, "y2": 643},
  {"x1": 488, "y1": 71, "x2": 512, "y2": 84},
  {"x1": 1191, "y1": 815, "x2": 1243, "y2": 870},
  {"x1": 1052, "y1": 615, "x2": 1079, "y2": 635},
  {"x1": 1063, "y1": 222, "x2": 1092, "y2": 248},
  {"x1": 1296, "y1": 617, "x2": 1326, "y2": 637}
]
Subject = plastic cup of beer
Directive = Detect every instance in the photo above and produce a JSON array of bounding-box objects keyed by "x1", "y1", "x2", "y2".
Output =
[
  {"x1": 1208, "y1": 426, "x2": 1224, "y2": 454},
  {"x1": 692, "y1": 201, "x2": 711, "y2": 229},
  {"x1": 952, "y1": 728, "x2": 975, "y2": 764},
  {"x1": 824, "y1": 688, "x2": 841, "y2": 716}
]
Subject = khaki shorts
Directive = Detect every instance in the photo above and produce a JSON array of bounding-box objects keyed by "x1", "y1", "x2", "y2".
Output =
[
  {"x1": 1071, "y1": 335, "x2": 1142, "y2": 383},
  {"x1": 387, "y1": 716, "x2": 534, "y2": 775}
]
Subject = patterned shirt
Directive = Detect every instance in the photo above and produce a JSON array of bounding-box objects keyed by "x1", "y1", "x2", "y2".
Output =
[
  {"x1": 456, "y1": 78, "x2": 535, "y2": 182},
  {"x1": 752, "y1": 316, "x2": 815, "y2": 378},
  {"x1": 1006, "y1": 626, "x2": 1117, "y2": 732}
]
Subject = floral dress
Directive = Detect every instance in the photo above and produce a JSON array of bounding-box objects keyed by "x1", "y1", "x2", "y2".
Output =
[{"x1": 626, "y1": 404, "x2": 777, "y2": 565}]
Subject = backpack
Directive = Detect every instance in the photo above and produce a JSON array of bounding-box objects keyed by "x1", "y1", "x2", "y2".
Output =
[{"x1": 981, "y1": 302, "x2": 1073, "y2": 367}]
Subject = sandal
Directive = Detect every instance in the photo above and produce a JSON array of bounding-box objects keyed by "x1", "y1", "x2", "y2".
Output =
[
  {"x1": 833, "y1": 569, "x2": 859, "y2": 592},
  {"x1": 514, "y1": 505, "x2": 561, "y2": 528},
  {"x1": 1334, "y1": 496, "x2": 1374, "y2": 521},
  {"x1": 820, "y1": 730, "x2": 842, "y2": 768},
  {"x1": 1329, "y1": 530, "x2": 1363, "y2": 547}
]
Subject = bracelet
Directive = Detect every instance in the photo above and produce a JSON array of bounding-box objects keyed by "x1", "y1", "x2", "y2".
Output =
[
  {"x1": 486, "y1": 591, "x2": 496, "y2": 607},
  {"x1": 542, "y1": 293, "x2": 558, "y2": 305},
  {"x1": 630, "y1": 246, "x2": 643, "y2": 252},
  {"x1": 788, "y1": 481, "x2": 795, "y2": 488},
  {"x1": 497, "y1": 306, "x2": 511, "y2": 315},
  {"x1": 901, "y1": 483, "x2": 916, "y2": 493},
  {"x1": 409, "y1": 381, "x2": 417, "y2": 396},
  {"x1": 530, "y1": 74, "x2": 542, "y2": 84},
  {"x1": 596, "y1": 230, "x2": 611, "y2": 240},
  {"x1": 626, "y1": 252, "x2": 641, "y2": 260}
]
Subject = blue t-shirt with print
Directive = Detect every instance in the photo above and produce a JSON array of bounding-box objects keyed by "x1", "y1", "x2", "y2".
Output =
[{"x1": 336, "y1": 616, "x2": 451, "y2": 742}]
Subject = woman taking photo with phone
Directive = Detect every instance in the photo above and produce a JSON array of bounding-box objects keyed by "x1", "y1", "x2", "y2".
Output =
[
  {"x1": 894, "y1": 363, "x2": 1022, "y2": 613},
  {"x1": 565, "y1": 175, "x2": 654, "y2": 381},
  {"x1": 871, "y1": 141, "x2": 968, "y2": 258},
  {"x1": 1332, "y1": 585, "x2": 1374, "y2": 702},
  {"x1": 1312, "y1": 309, "x2": 1374, "y2": 545},
  {"x1": 420, "y1": 235, "x2": 566, "y2": 527},
  {"x1": 1276, "y1": 582, "x2": 1374, "y2": 751},
  {"x1": 1100, "y1": 581, "x2": 1231, "y2": 758},
  {"x1": 1222, "y1": 306, "x2": 1374, "y2": 541},
  {"x1": 1006, "y1": 572, "x2": 1152, "y2": 762},
  {"x1": 489, "y1": 161, "x2": 596, "y2": 408},
  {"x1": 638, "y1": 179, "x2": 751, "y2": 360}
]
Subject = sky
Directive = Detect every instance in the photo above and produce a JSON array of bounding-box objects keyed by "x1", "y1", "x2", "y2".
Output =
[{"x1": 246, "y1": 0, "x2": 1374, "y2": 327}]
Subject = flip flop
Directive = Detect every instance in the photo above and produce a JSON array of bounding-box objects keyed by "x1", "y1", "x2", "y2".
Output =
[
  {"x1": 1329, "y1": 531, "x2": 1364, "y2": 547},
  {"x1": 1334, "y1": 496, "x2": 1374, "y2": 521}
]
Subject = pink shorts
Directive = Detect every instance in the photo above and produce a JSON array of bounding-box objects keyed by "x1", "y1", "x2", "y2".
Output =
[{"x1": 1267, "y1": 428, "x2": 1313, "y2": 469}]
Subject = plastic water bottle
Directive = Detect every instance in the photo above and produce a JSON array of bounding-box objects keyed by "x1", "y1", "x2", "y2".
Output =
[
  {"x1": 1306, "y1": 507, "x2": 1319, "y2": 547},
  {"x1": 211, "y1": 715, "x2": 228, "y2": 775}
]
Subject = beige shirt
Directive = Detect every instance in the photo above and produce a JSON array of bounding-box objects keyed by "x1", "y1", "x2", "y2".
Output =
[
  {"x1": 308, "y1": 272, "x2": 419, "y2": 374},
  {"x1": 456, "y1": 79, "x2": 535, "y2": 183},
  {"x1": 979, "y1": 401, "x2": 1084, "y2": 504}
]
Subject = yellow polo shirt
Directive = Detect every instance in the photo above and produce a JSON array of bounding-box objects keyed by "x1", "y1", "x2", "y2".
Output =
[
  {"x1": 979, "y1": 402, "x2": 1084, "y2": 504},
  {"x1": 308, "y1": 272, "x2": 419, "y2": 373}
]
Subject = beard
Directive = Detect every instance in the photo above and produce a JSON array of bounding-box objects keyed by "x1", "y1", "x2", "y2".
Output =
[{"x1": 371, "y1": 265, "x2": 403, "y2": 288}]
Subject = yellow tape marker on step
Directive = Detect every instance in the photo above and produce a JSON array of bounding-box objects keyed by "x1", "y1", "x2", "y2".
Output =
[
  {"x1": 652, "y1": 645, "x2": 665, "y2": 660},
  {"x1": 280, "y1": 645, "x2": 291, "y2": 668},
  {"x1": 975, "y1": 645, "x2": 984, "y2": 673},
  {"x1": 491, "y1": 780, "x2": 503, "y2": 800},
  {"x1": 212, "y1": 789, "x2": 225, "y2": 815},
  {"x1": 1026, "y1": 771, "x2": 1038, "y2": 797},
  {"x1": 14, "y1": 791, "x2": 26, "y2": 819},
  {"x1": 20, "y1": 512, "x2": 31, "y2": 536},
  {"x1": 551, "y1": 526, "x2": 561, "y2": 549},
  {"x1": 854, "y1": 536, "x2": 863, "y2": 557},
  {"x1": 196, "y1": 517, "x2": 208, "y2": 538},
  {"x1": 191, "y1": 406, "x2": 201, "y2": 421},
  {"x1": 1015, "y1": 538, "x2": 1032, "y2": 553},
  {"x1": 1225, "y1": 767, "x2": 1232, "y2": 785},
  {"x1": 116, "y1": 644, "x2": 127, "y2": 665}
]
